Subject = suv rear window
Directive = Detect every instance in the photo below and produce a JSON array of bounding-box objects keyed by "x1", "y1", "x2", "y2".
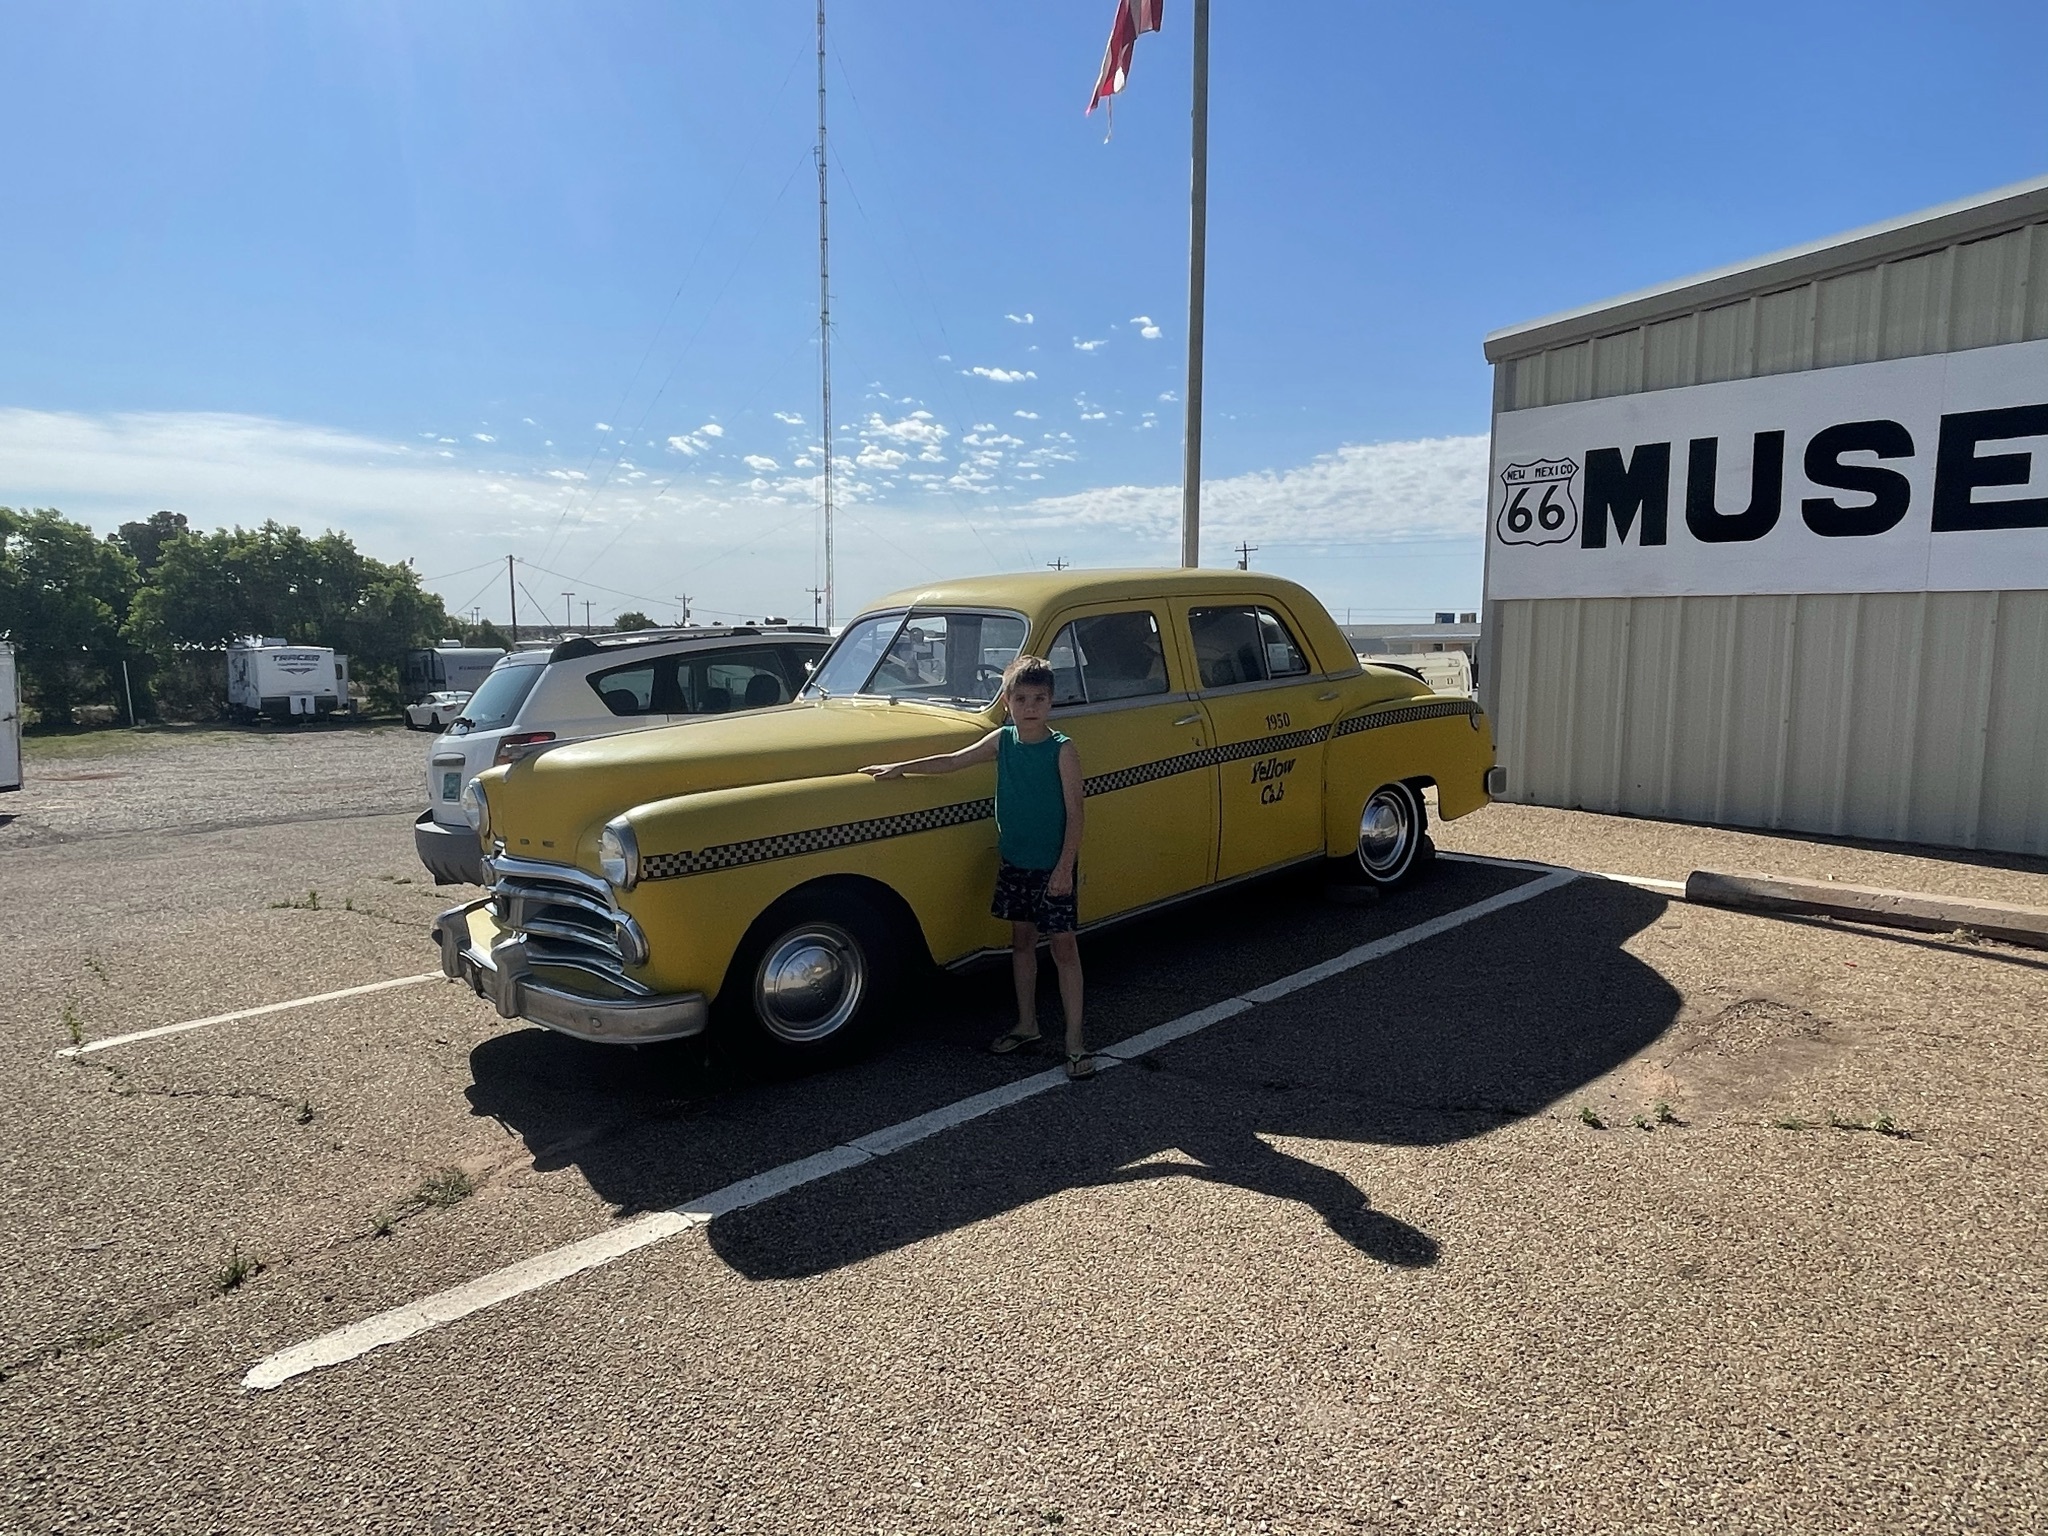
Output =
[
  {"x1": 454, "y1": 661, "x2": 543, "y2": 730},
  {"x1": 587, "y1": 643, "x2": 828, "y2": 717}
]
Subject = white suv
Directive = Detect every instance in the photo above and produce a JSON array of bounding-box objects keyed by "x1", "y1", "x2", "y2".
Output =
[{"x1": 413, "y1": 625, "x2": 831, "y2": 884}]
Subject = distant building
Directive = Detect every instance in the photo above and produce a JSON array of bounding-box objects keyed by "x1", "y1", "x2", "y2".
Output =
[{"x1": 1481, "y1": 174, "x2": 2048, "y2": 855}]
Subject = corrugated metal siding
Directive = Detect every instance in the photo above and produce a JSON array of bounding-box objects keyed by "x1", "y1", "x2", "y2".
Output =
[
  {"x1": 1491, "y1": 592, "x2": 2048, "y2": 855},
  {"x1": 1497, "y1": 218, "x2": 2047, "y2": 408}
]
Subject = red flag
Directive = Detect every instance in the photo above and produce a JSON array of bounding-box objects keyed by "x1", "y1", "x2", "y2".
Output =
[{"x1": 1087, "y1": 0, "x2": 1165, "y2": 113}]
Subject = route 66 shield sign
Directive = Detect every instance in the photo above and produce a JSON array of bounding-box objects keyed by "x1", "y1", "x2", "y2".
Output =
[{"x1": 1496, "y1": 458, "x2": 1580, "y2": 547}]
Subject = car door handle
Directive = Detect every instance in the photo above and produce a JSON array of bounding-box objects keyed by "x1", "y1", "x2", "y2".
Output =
[
  {"x1": 1318, "y1": 691, "x2": 1339, "y2": 701},
  {"x1": 1173, "y1": 712, "x2": 1202, "y2": 726}
]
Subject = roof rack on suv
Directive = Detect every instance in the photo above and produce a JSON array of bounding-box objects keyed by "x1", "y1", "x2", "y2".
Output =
[{"x1": 546, "y1": 624, "x2": 828, "y2": 662}]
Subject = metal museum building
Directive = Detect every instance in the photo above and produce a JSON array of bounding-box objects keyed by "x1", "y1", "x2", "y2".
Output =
[{"x1": 1478, "y1": 174, "x2": 2048, "y2": 856}]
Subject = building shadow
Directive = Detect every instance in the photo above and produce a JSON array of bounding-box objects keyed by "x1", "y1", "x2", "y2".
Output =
[{"x1": 466, "y1": 868, "x2": 1680, "y2": 1279}]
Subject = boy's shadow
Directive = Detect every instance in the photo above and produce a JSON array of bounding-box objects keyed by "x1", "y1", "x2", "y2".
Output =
[{"x1": 467, "y1": 873, "x2": 1677, "y2": 1280}]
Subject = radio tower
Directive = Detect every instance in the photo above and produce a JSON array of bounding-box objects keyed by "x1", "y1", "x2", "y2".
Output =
[{"x1": 815, "y1": 0, "x2": 835, "y2": 626}]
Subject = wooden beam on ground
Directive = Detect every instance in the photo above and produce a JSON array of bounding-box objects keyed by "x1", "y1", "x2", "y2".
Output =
[{"x1": 1683, "y1": 871, "x2": 2048, "y2": 951}]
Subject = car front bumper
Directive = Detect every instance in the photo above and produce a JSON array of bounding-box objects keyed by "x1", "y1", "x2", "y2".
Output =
[
  {"x1": 414, "y1": 810, "x2": 488, "y2": 885},
  {"x1": 432, "y1": 899, "x2": 710, "y2": 1045}
]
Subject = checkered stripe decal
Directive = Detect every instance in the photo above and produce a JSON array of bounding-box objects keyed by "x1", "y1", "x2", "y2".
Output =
[
  {"x1": 641, "y1": 797, "x2": 995, "y2": 880},
  {"x1": 1332, "y1": 697, "x2": 1478, "y2": 738},
  {"x1": 640, "y1": 696, "x2": 1479, "y2": 880}
]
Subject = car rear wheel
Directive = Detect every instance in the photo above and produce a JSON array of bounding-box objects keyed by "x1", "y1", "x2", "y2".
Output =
[
  {"x1": 1353, "y1": 781, "x2": 1426, "y2": 887},
  {"x1": 722, "y1": 887, "x2": 902, "y2": 1066}
]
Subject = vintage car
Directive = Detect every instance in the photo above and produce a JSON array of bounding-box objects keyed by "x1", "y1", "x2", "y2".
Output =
[{"x1": 433, "y1": 570, "x2": 1503, "y2": 1062}]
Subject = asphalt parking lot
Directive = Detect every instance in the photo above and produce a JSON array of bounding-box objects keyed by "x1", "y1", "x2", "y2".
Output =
[{"x1": 3, "y1": 724, "x2": 2044, "y2": 1533}]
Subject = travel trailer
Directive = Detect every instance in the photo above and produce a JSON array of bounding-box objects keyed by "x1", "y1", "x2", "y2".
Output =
[{"x1": 226, "y1": 638, "x2": 347, "y2": 723}]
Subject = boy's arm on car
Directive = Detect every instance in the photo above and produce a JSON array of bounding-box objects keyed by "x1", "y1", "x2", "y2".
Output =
[
  {"x1": 1047, "y1": 740, "x2": 1084, "y2": 897},
  {"x1": 860, "y1": 729, "x2": 1003, "y2": 780}
]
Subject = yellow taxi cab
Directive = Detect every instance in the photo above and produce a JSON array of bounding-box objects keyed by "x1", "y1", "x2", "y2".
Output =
[{"x1": 433, "y1": 569, "x2": 1503, "y2": 1062}]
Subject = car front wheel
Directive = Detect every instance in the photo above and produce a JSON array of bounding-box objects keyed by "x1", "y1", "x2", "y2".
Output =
[
  {"x1": 1353, "y1": 781, "x2": 1426, "y2": 887},
  {"x1": 723, "y1": 887, "x2": 902, "y2": 1065}
]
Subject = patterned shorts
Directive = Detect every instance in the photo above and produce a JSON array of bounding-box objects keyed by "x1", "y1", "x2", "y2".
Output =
[{"x1": 991, "y1": 859, "x2": 1079, "y2": 934}]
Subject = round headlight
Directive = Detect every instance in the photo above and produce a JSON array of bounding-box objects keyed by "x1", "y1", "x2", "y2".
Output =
[
  {"x1": 461, "y1": 778, "x2": 490, "y2": 835},
  {"x1": 598, "y1": 818, "x2": 640, "y2": 891}
]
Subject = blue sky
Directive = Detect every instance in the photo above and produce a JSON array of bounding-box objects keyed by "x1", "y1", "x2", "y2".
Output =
[{"x1": 3, "y1": 1, "x2": 2045, "y2": 628}]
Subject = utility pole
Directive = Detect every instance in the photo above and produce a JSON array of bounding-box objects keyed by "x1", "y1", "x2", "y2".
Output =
[
  {"x1": 1235, "y1": 540, "x2": 1257, "y2": 570},
  {"x1": 815, "y1": 0, "x2": 835, "y2": 625},
  {"x1": 583, "y1": 599, "x2": 593, "y2": 632},
  {"x1": 561, "y1": 591, "x2": 575, "y2": 632},
  {"x1": 674, "y1": 594, "x2": 692, "y2": 626},
  {"x1": 1180, "y1": 0, "x2": 1211, "y2": 569},
  {"x1": 508, "y1": 555, "x2": 518, "y2": 642},
  {"x1": 1047, "y1": 557, "x2": 1069, "y2": 571},
  {"x1": 807, "y1": 585, "x2": 826, "y2": 625}
]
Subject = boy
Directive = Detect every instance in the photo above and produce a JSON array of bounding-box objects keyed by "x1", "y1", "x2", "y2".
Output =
[{"x1": 861, "y1": 655, "x2": 1092, "y2": 1079}]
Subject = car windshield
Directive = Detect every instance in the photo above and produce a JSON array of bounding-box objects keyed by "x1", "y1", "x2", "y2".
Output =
[
  {"x1": 451, "y1": 662, "x2": 542, "y2": 732},
  {"x1": 802, "y1": 608, "x2": 1029, "y2": 708}
]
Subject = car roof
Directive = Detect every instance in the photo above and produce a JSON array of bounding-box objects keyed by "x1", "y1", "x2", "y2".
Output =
[
  {"x1": 542, "y1": 626, "x2": 830, "y2": 665},
  {"x1": 864, "y1": 567, "x2": 1325, "y2": 616}
]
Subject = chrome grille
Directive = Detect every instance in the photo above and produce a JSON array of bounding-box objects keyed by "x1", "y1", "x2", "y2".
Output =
[{"x1": 489, "y1": 855, "x2": 641, "y2": 984}]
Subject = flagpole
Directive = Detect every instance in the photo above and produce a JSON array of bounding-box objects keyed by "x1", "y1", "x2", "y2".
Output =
[{"x1": 1179, "y1": 0, "x2": 1209, "y2": 569}]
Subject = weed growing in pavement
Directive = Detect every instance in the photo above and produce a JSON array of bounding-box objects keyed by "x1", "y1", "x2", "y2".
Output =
[
  {"x1": 343, "y1": 896, "x2": 354, "y2": 912},
  {"x1": 416, "y1": 1167, "x2": 474, "y2": 1208},
  {"x1": 270, "y1": 889, "x2": 323, "y2": 911},
  {"x1": 83, "y1": 955, "x2": 110, "y2": 984},
  {"x1": 214, "y1": 1248, "x2": 260, "y2": 1293},
  {"x1": 371, "y1": 1212, "x2": 396, "y2": 1238},
  {"x1": 1633, "y1": 1113, "x2": 1653, "y2": 1130},
  {"x1": 1655, "y1": 1101, "x2": 1679, "y2": 1125},
  {"x1": 61, "y1": 1000, "x2": 83, "y2": 1047},
  {"x1": 1944, "y1": 926, "x2": 1986, "y2": 946},
  {"x1": 1578, "y1": 1106, "x2": 1605, "y2": 1129},
  {"x1": 1772, "y1": 1117, "x2": 1814, "y2": 1131},
  {"x1": 295, "y1": 1100, "x2": 315, "y2": 1125},
  {"x1": 1828, "y1": 1112, "x2": 1908, "y2": 1138},
  {"x1": 1041, "y1": 1514, "x2": 1066, "y2": 1529}
]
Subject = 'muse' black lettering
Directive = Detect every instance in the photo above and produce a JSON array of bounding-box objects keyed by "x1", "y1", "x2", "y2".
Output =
[
  {"x1": 1686, "y1": 431, "x2": 1785, "y2": 543},
  {"x1": 1802, "y1": 419, "x2": 1915, "y2": 537},
  {"x1": 1932, "y1": 404, "x2": 2048, "y2": 532},
  {"x1": 1580, "y1": 443, "x2": 1671, "y2": 548}
]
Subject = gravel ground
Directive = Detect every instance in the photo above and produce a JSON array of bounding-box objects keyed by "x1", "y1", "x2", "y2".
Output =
[
  {"x1": 1, "y1": 729, "x2": 2042, "y2": 1533},
  {"x1": 3, "y1": 722, "x2": 423, "y2": 845}
]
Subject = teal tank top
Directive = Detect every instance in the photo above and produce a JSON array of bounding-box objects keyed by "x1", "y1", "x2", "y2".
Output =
[{"x1": 995, "y1": 725, "x2": 1069, "y2": 870}]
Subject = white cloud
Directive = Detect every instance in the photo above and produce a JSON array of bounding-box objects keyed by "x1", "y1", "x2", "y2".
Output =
[
  {"x1": 1013, "y1": 435, "x2": 1489, "y2": 545},
  {"x1": 743, "y1": 454, "x2": 779, "y2": 471},
  {"x1": 1080, "y1": 410, "x2": 1108, "y2": 421},
  {"x1": 862, "y1": 410, "x2": 947, "y2": 448},
  {"x1": 698, "y1": 423, "x2": 724, "y2": 438},
  {"x1": 964, "y1": 366, "x2": 1036, "y2": 383},
  {"x1": 472, "y1": 432, "x2": 496, "y2": 444},
  {"x1": 594, "y1": 422, "x2": 613, "y2": 432},
  {"x1": 521, "y1": 417, "x2": 537, "y2": 426},
  {"x1": 1073, "y1": 338, "x2": 1107, "y2": 352},
  {"x1": 1159, "y1": 390, "x2": 1179, "y2": 402},
  {"x1": 1131, "y1": 315, "x2": 1163, "y2": 340},
  {"x1": 1004, "y1": 312, "x2": 1035, "y2": 325},
  {"x1": 666, "y1": 435, "x2": 701, "y2": 456},
  {"x1": 1014, "y1": 410, "x2": 1039, "y2": 420},
  {"x1": 773, "y1": 410, "x2": 806, "y2": 425}
]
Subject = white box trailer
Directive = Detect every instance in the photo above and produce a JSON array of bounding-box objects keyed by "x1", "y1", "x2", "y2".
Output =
[
  {"x1": 227, "y1": 638, "x2": 344, "y2": 723},
  {"x1": 0, "y1": 641, "x2": 21, "y2": 792},
  {"x1": 401, "y1": 643, "x2": 505, "y2": 704}
]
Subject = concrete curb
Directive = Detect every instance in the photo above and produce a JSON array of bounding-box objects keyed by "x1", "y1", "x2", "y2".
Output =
[{"x1": 1683, "y1": 870, "x2": 2048, "y2": 951}]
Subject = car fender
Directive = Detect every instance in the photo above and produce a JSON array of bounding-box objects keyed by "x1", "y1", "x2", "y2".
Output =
[
  {"x1": 1320, "y1": 686, "x2": 1496, "y2": 854},
  {"x1": 609, "y1": 769, "x2": 1006, "y2": 999}
]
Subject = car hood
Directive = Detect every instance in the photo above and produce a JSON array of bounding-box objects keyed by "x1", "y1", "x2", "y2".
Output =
[{"x1": 487, "y1": 698, "x2": 989, "y2": 864}]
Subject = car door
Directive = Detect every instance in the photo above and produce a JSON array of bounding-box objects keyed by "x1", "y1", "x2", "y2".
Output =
[
  {"x1": 1172, "y1": 598, "x2": 1336, "y2": 882},
  {"x1": 1039, "y1": 604, "x2": 1216, "y2": 921}
]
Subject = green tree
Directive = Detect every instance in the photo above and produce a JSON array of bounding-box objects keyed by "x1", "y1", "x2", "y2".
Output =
[
  {"x1": 126, "y1": 521, "x2": 453, "y2": 712},
  {"x1": 0, "y1": 507, "x2": 140, "y2": 721},
  {"x1": 110, "y1": 510, "x2": 190, "y2": 575},
  {"x1": 464, "y1": 619, "x2": 512, "y2": 649},
  {"x1": 614, "y1": 610, "x2": 654, "y2": 631}
]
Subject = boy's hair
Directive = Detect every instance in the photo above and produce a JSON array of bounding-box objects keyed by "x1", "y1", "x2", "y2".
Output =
[{"x1": 1001, "y1": 654, "x2": 1056, "y2": 696}]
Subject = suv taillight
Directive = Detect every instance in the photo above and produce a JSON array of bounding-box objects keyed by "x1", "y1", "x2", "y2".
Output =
[{"x1": 493, "y1": 731, "x2": 556, "y2": 765}]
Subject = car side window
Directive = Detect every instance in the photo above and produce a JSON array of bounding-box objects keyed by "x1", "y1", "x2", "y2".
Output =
[
  {"x1": 588, "y1": 660, "x2": 661, "y2": 717},
  {"x1": 1187, "y1": 606, "x2": 1268, "y2": 689},
  {"x1": 1049, "y1": 610, "x2": 1170, "y2": 705},
  {"x1": 1257, "y1": 608, "x2": 1309, "y2": 678},
  {"x1": 699, "y1": 647, "x2": 793, "y2": 713}
]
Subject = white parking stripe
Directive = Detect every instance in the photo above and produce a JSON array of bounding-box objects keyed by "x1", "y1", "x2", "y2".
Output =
[
  {"x1": 1440, "y1": 850, "x2": 1687, "y2": 895},
  {"x1": 56, "y1": 973, "x2": 445, "y2": 1057},
  {"x1": 244, "y1": 868, "x2": 1577, "y2": 1392}
]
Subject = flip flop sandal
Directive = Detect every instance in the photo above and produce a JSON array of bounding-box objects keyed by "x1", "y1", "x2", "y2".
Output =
[
  {"x1": 1066, "y1": 1052, "x2": 1097, "y2": 1081},
  {"x1": 989, "y1": 1028, "x2": 1043, "y2": 1055}
]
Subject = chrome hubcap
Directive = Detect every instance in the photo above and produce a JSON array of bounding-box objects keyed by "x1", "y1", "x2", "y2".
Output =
[
  {"x1": 1357, "y1": 789, "x2": 1413, "y2": 876},
  {"x1": 755, "y1": 923, "x2": 866, "y2": 1044}
]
